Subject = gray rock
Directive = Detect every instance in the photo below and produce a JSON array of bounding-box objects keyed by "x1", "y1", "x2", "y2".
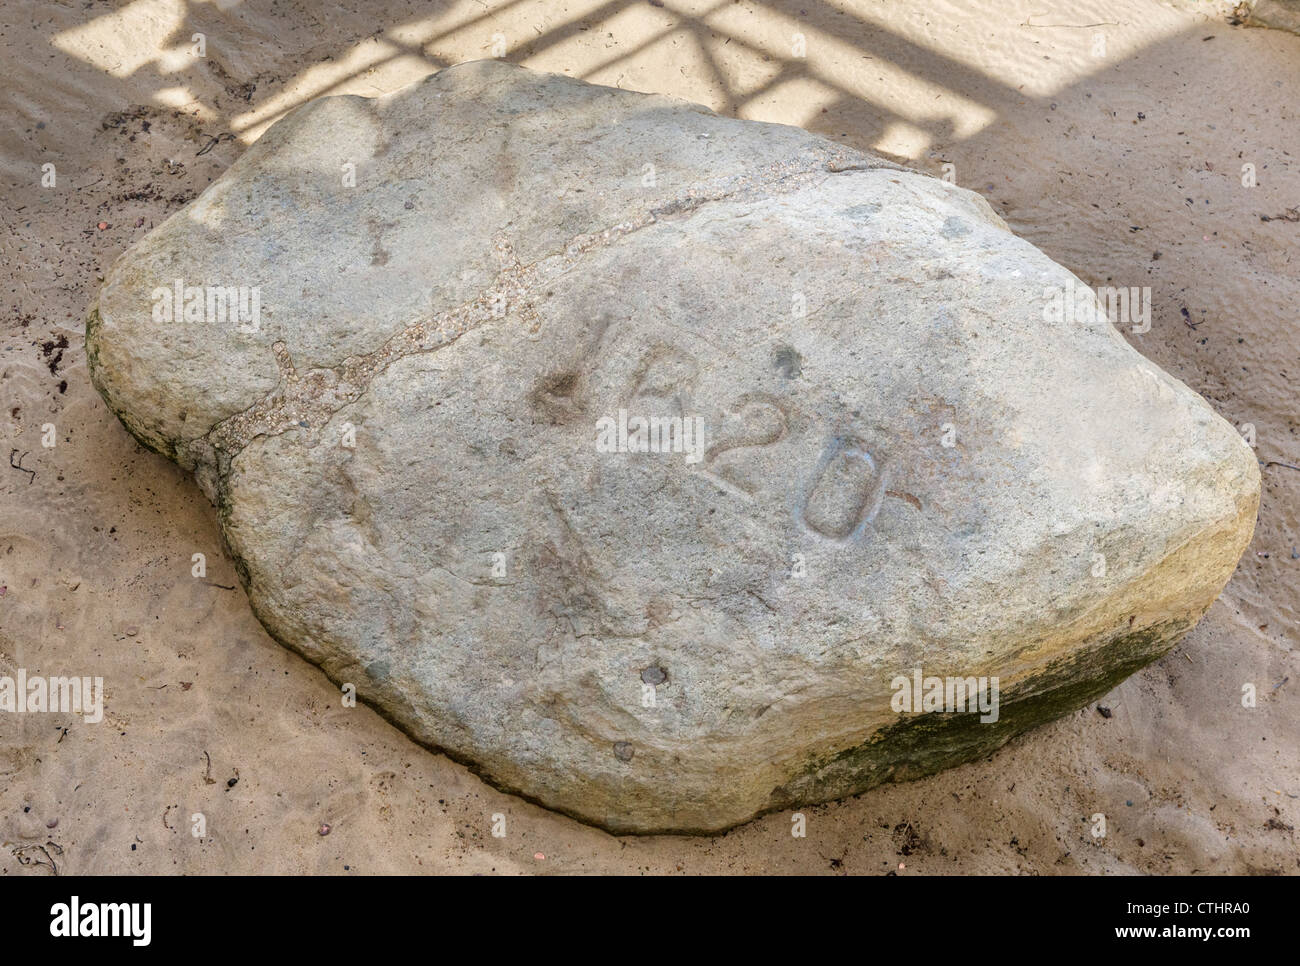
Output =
[
  {"x1": 1242, "y1": 0, "x2": 1300, "y2": 35},
  {"x1": 87, "y1": 61, "x2": 1258, "y2": 833}
]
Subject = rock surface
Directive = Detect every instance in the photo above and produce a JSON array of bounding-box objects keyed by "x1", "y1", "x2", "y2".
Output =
[
  {"x1": 87, "y1": 61, "x2": 1258, "y2": 833},
  {"x1": 1243, "y1": 0, "x2": 1300, "y2": 36}
]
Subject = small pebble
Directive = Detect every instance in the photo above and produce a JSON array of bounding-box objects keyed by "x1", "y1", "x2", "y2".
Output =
[
  {"x1": 125, "y1": 626, "x2": 138, "y2": 636},
  {"x1": 318, "y1": 823, "x2": 331, "y2": 836},
  {"x1": 613, "y1": 741, "x2": 634, "y2": 762},
  {"x1": 46, "y1": 818, "x2": 58, "y2": 829},
  {"x1": 640, "y1": 666, "x2": 667, "y2": 685},
  {"x1": 534, "y1": 852, "x2": 545, "y2": 860},
  {"x1": 97, "y1": 222, "x2": 108, "y2": 230}
]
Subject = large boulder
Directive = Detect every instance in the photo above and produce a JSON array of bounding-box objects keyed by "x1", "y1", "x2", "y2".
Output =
[{"x1": 87, "y1": 61, "x2": 1258, "y2": 833}]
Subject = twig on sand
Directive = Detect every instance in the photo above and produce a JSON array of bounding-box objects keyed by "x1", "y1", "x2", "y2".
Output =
[
  {"x1": 13, "y1": 841, "x2": 62, "y2": 875},
  {"x1": 196, "y1": 132, "x2": 235, "y2": 156},
  {"x1": 8, "y1": 449, "x2": 35, "y2": 484}
]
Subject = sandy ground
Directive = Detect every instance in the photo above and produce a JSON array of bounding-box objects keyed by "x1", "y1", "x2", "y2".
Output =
[{"x1": 1, "y1": 0, "x2": 1297, "y2": 875}]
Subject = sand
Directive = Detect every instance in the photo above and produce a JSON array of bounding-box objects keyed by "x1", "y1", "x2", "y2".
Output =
[{"x1": 1, "y1": 0, "x2": 1296, "y2": 875}]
